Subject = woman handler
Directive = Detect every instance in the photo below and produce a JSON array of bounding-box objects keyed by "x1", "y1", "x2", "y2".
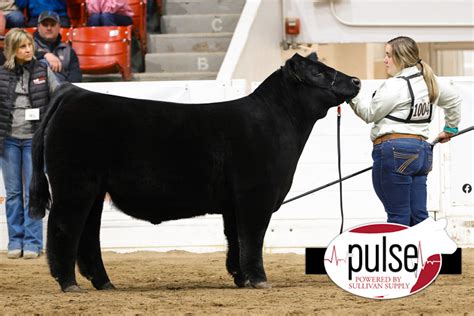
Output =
[{"x1": 349, "y1": 36, "x2": 461, "y2": 226}]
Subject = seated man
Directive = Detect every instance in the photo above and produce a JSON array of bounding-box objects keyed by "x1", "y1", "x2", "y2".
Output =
[{"x1": 34, "y1": 11, "x2": 82, "y2": 82}]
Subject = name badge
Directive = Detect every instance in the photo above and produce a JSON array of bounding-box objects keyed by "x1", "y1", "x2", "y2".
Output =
[
  {"x1": 33, "y1": 77, "x2": 46, "y2": 85},
  {"x1": 25, "y1": 108, "x2": 40, "y2": 121}
]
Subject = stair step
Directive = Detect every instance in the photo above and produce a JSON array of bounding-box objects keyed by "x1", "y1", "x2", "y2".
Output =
[
  {"x1": 148, "y1": 32, "x2": 233, "y2": 53},
  {"x1": 161, "y1": 14, "x2": 240, "y2": 34},
  {"x1": 134, "y1": 72, "x2": 218, "y2": 81},
  {"x1": 164, "y1": 0, "x2": 246, "y2": 15},
  {"x1": 145, "y1": 52, "x2": 225, "y2": 73}
]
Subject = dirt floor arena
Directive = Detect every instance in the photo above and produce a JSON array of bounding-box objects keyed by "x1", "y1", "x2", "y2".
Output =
[{"x1": 0, "y1": 249, "x2": 472, "y2": 314}]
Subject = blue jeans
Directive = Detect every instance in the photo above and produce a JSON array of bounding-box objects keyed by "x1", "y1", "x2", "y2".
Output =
[
  {"x1": 87, "y1": 13, "x2": 133, "y2": 26},
  {"x1": 1, "y1": 137, "x2": 43, "y2": 253},
  {"x1": 372, "y1": 138, "x2": 433, "y2": 226},
  {"x1": 5, "y1": 11, "x2": 26, "y2": 28}
]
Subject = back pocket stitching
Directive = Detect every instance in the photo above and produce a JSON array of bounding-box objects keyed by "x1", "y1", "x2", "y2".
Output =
[
  {"x1": 395, "y1": 154, "x2": 419, "y2": 174},
  {"x1": 399, "y1": 156, "x2": 416, "y2": 173},
  {"x1": 394, "y1": 152, "x2": 416, "y2": 158}
]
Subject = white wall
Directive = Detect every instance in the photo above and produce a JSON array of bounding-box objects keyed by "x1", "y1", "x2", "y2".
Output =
[
  {"x1": 0, "y1": 78, "x2": 472, "y2": 253},
  {"x1": 218, "y1": 0, "x2": 474, "y2": 84},
  {"x1": 285, "y1": 0, "x2": 474, "y2": 43},
  {"x1": 217, "y1": 0, "x2": 284, "y2": 87},
  {"x1": 436, "y1": 78, "x2": 474, "y2": 246}
]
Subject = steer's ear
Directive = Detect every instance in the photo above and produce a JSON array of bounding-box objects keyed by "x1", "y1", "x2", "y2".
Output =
[
  {"x1": 307, "y1": 52, "x2": 318, "y2": 62},
  {"x1": 284, "y1": 53, "x2": 307, "y2": 82},
  {"x1": 285, "y1": 53, "x2": 334, "y2": 88}
]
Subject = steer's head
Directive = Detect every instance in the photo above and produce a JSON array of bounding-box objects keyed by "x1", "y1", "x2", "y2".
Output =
[{"x1": 283, "y1": 52, "x2": 361, "y2": 119}]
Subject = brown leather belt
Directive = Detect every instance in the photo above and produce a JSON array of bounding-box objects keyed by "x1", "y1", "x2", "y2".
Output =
[{"x1": 373, "y1": 133, "x2": 426, "y2": 145}]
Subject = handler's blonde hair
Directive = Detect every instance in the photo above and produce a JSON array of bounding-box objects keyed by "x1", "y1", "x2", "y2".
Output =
[
  {"x1": 387, "y1": 36, "x2": 439, "y2": 103},
  {"x1": 3, "y1": 28, "x2": 35, "y2": 70}
]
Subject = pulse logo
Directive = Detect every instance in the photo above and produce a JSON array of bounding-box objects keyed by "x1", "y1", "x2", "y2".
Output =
[{"x1": 324, "y1": 218, "x2": 457, "y2": 299}]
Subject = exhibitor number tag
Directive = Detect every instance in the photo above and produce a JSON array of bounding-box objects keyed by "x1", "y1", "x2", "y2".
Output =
[
  {"x1": 410, "y1": 97, "x2": 431, "y2": 121},
  {"x1": 25, "y1": 108, "x2": 40, "y2": 121}
]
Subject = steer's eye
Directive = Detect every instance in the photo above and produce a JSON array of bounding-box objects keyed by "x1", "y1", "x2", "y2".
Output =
[{"x1": 311, "y1": 71, "x2": 325, "y2": 78}]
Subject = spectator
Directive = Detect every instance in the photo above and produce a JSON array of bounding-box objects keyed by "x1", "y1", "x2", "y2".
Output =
[
  {"x1": 86, "y1": 0, "x2": 133, "y2": 26},
  {"x1": 0, "y1": 0, "x2": 25, "y2": 28},
  {"x1": 0, "y1": 28, "x2": 60, "y2": 259},
  {"x1": 34, "y1": 11, "x2": 82, "y2": 82},
  {"x1": 15, "y1": 0, "x2": 70, "y2": 27}
]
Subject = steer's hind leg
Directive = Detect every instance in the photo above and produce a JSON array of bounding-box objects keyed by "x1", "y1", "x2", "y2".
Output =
[
  {"x1": 223, "y1": 210, "x2": 248, "y2": 287},
  {"x1": 77, "y1": 191, "x2": 115, "y2": 290},
  {"x1": 46, "y1": 176, "x2": 101, "y2": 292},
  {"x1": 235, "y1": 195, "x2": 273, "y2": 289}
]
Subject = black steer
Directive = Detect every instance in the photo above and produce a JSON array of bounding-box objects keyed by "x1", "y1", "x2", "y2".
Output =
[{"x1": 29, "y1": 53, "x2": 360, "y2": 292}]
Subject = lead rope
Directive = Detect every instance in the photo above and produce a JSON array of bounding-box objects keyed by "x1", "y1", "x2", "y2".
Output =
[{"x1": 337, "y1": 105, "x2": 344, "y2": 234}]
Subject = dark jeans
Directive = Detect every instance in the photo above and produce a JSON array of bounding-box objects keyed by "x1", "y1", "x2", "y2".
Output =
[
  {"x1": 87, "y1": 13, "x2": 133, "y2": 26},
  {"x1": 5, "y1": 11, "x2": 26, "y2": 28},
  {"x1": 372, "y1": 138, "x2": 433, "y2": 226}
]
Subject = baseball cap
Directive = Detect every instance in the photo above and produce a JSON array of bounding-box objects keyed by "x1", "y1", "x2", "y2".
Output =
[{"x1": 38, "y1": 11, "x2": 60, "y2": 24}]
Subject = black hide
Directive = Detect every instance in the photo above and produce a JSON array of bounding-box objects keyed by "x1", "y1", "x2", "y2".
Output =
[{"x1": 29, "y1": 53, "x2": 360, "y2": 292}]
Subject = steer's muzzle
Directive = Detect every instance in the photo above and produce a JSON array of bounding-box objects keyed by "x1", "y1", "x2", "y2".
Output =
[{"x1": 352, "y1": 78, "x2": 361, "y2": 88}]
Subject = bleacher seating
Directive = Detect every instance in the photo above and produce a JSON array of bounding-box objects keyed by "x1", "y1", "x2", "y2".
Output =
[
  {"x1": 0, "y1": 0, "x2": 152, "y2": 79},
  {"x1": 0, "y1": 11, "x2": 5, "y2": 36},
  {"x1": 71, "y1": 25, "x2": 132, "y2": 80},
  {"x1": 127, "y1": 0, "x2": 147, "y2": 55},
  {"x1": 67, "y1": 0, "x2": 87, "y2": 27}
]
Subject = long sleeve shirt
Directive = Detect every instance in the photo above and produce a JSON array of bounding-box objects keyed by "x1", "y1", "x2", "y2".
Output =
[
  {"x1": 85, "y1": 0, "x2": 133, "y2": 16},
  {"x1": 350, "y1": 66, "x2": 461, "y2": 141},
  {"x1": 15, "y1": 0, "x2": 68, "y2": 18}
]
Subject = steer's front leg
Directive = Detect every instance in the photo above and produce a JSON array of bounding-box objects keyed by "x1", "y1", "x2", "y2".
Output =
[
  {"x1": 223, "y1": 211, "x2": 249, "y2": 287},
  {"x1": 235, "y1": 202, "x2": 273, "y2": 289}
]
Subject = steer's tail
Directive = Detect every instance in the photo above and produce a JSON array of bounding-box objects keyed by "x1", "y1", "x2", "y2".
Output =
[{"x1": 29, "y1": 83, "x2": 74, "y2": 219}]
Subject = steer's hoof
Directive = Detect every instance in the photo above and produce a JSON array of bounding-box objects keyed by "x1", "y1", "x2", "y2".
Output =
[
  {"x1": 234, "y1": 278, "x2": 250, "y2": 288},
  {"x1": 98, "y1": 282, "x2": 116, "y2": 290},
  {"x1": 63, "y1": 285, "x2": 85, "y2": 293},
  {"x1": 97, "y1": 282, "x2": 116, "y2": 291},
  {"x1": 251, "y1": 281, "x2": 272, "y2": 289}
]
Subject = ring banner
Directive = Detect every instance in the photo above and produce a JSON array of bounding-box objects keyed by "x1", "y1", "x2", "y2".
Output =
[{"x1": 306, "y1": 247, "x2": 462, "y2": 275}]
